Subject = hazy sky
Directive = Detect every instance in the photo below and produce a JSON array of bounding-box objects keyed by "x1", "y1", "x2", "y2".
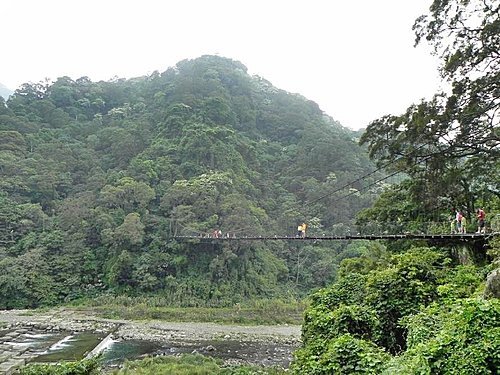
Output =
[{"x1": 2, "y1": 0, "x2": 442, "y2": 130}]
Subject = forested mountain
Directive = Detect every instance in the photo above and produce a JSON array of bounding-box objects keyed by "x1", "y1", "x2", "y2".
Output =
[
  {"x1": 0, "y1": 83, "x2": 12, "y2": 100},
  {"x1": 0, "y1": 55, "x2": 379, "y2": 308}
]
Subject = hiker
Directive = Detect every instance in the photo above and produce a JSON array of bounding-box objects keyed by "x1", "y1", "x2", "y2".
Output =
[
  {"x1": 455, "y1": 210, "x2": 463, "y2": 234},
  {"x1": 476, "y1": 208, "x2": 486, "y2": 234},
  {"x1": 297, "y1": 224, "x2": 303, "y2": 237},
  {"x1": 450, "y1": 212, "x2": 456, "y2": 234},
  {"x1": 301, "y1": 222, "x2": 308, "y2": 238}
]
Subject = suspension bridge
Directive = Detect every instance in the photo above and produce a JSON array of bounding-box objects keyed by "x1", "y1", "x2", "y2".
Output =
[
  {"x1": 174, "y1": 233, "x2": 496, "y2": 243},
  {"x1": 172, "y1": 221, "x2": 499, "y2": 243}
]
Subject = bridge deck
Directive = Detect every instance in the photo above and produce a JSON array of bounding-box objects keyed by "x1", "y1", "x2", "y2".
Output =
[{"x1": 174, "y1": 233, "x2": 497, "y2": 242}]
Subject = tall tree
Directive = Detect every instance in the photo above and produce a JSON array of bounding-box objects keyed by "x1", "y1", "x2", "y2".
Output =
[{"x1": 360, "y1": 0, "x2": 499, "y2": 217}]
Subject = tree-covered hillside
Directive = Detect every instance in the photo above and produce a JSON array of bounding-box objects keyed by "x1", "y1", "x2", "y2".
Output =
[{"x1": 0, "y1": 56, "x2": 379, "y2": 308}]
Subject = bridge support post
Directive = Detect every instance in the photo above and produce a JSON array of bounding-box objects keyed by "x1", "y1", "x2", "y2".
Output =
[
  {"x1": 450, "y1": 240, "x2": 487, "y2": 266},
  {"x1": 451, "y1": 244, "x2": 474, "y2": 265}
]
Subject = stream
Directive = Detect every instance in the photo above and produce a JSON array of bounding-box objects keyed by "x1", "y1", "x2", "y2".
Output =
[
  {"x1": 0, "y1": 317, "x2": 299, "y2": 373},
  {"x1": 0, "y1": 327, "x2": 296, "y2": 371}
]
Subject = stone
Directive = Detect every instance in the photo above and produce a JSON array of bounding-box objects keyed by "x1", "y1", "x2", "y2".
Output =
[
  {"x1": 0, "y1": 358, "x2": 25, "y2": 375},
  {"x1": 0, "y1": 351, "x2": 12, "y2": 362},
  {"x1": 13, "y1": 352, "x2": 34, "y2": 361},
  {"x1": 484, "y1": 268, "x2": 500, "y2": 298}
]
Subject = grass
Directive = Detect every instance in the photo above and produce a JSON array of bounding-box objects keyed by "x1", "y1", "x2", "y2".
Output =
[
  {"x1": 20, "y1": 357, "x2": 100, "y2": 375},
  {"x1": 107, "y1": 354, "x2": 287, "y2": 374},
  {"x1": 21, "y1": 354, "x2": 287, "y2": 375},
  {"x1": 70, "y1": 296, "x2": 306, "y2": 325}
]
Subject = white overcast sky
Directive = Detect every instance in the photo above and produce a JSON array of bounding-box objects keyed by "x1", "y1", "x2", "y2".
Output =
[{"x1": 2, "y1": 0, "x2": 442, "y2": 130}]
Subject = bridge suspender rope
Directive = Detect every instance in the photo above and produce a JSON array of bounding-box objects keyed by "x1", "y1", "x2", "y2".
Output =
[{"x1": 171, "y1": 124, "x2": 494, "y2": 242}]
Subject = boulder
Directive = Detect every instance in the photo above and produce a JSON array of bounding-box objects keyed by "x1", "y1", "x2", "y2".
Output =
[{"x1": 484, "y1": 268, "x2": 500, "y2": 298}]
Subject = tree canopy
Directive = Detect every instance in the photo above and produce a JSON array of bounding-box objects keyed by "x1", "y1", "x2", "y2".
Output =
[
  {"x1": 360, "y1": 0, "x2": 499, "y2": 222},
  {"x1": 0, "y1": 55, "x2": 378, "y2": 308},
  {"x1": 292, "y1": 1, "x2": 500, "y2": 373}
]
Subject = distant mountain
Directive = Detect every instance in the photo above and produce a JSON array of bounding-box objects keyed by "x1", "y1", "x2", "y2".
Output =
[{"x1": 0, "y1": 82, "x2": 13, "y2": 99}]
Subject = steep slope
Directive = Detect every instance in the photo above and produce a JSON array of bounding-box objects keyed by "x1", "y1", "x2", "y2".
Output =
[{"x1": 0, "y1": 55, "x2": 379, "y2": 307}]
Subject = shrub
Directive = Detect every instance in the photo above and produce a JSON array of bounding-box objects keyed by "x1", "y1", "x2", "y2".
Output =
[
  {"x1": 20, "y1": 357, "x2": 100, "y2": 375},
  {"x1": 292, "y1": 334, "x2": 390, "y2": 375},
  {"x1": 302, "y1": 304, "x2": 380, "y2": 345},
  {"x1": 384, "y1": 299, "x2": 500, "y2": 374},
  {"x1": 365, "y1": 248, "x2": 445, "y2": 353}
]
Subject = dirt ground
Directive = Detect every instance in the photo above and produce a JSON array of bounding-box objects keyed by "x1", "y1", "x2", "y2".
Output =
[
  {"x1": 0, "y1": 307, "x2": 302, "y2": 368},
  {"x1": 1, "y1": 307, "x2": 301, "y2": 342}
]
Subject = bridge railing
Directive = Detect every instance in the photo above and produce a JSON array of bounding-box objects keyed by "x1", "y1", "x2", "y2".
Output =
[
  {"x1": 173, "y1": 221, "x2": 475, "y2": 238},
  {"x1": 353, "y1": 221, "x2": 453, "y2": 236}
]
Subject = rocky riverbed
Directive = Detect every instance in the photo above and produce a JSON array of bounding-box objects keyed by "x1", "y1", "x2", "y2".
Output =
[{"x1": 0, "y1": 308, "x2": 302, "y2": 373}]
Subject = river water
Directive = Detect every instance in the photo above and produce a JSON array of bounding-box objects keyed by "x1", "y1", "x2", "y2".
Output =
[{"x1": 0, "y1": 328, "x2": 295, "y2": 368}]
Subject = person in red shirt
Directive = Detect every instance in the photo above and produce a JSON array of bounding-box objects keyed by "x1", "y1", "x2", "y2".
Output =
[
  {"x1": 455, "y1": 210, "x2": 463, "y2": 234},
  {"x1": 476, "y1": 208, "x2": 486, "y2": 234}
]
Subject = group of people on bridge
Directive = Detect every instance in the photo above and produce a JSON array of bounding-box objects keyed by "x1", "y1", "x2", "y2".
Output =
[
  {"x1": 208, "y1": 229, "x2": 236, "y2": 238},
  {"x1": 196, "y1": 211, "x2": 489, "y2": 239},
  {"x1": 202, "y1": 223, "x2": 311, "y2": 239},
  {"x1": 451, "y1": 208, "x2": 486, "y2": 234}
]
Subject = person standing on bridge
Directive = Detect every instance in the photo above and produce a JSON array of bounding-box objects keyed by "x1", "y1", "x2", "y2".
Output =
[
  {"x1": 461, "y1": 215, "x2": 467, "y2": 234},
  {"x1": 301, "y1": 222, "x2": 308, "y2": 238},
  {"x1": 455, "y1": 209, "x2": 463, "y2": 234},
  {"x1": 449, "y1": 211, "x2": 456, "y2": 234},
  {"x1": 476, "y1": 208, "x2": 486, "y2": 234},
  {"x1": 297, "y1": 223, "x2": 303, "y2": 237}
]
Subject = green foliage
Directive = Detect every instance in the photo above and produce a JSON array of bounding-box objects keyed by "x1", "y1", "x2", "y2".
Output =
[
  {"x1": 108, "y1": 250, "x2": 135, "y2": 288},
  {"x1": 111, "y1": 354, "x2": 221, "y2": 375},
  {"x1": 360, "y1": 0, "x2": 499, "y2": 224},
  {"x1": 20, "y1": 357, "x2": 100, "y2": 375},
  {"x1": 308, "y1": 273, "x2": 368, "y2": 312},
  {"x1": 436, "y1": 265, "x2": 484, "y2": 300},
  {"x1": 294, "y1": 245, "x2": 484, "y2": 373},
  {"x1": 292, "y1": 334, "x2": 390, "y2": 375},
  {"x1": 487, "y1": 236, "x2": 500, "y2": 265},
  {"x1": 304, "y1": 247, "x2": 447, "y2": 351},
  {"x1": 384, "y1": 299, "x2": 500, "y2": 375},
  {"x1": 294, "y1": 240, "x2": 499, "y2": 374},
  {"x1": 365, "y1": 248, "x2": 445, "y2": 352},
  {"x1": 77, "y1": 296, "x2": 305, "y2": 324},
  {"x1": 337, "y1": 242, "x2": 390, "y2": 277},
  {"x1": 294, "y1": 1, "x2": 500, "y2": 373},
  {"x1": 303, "y1": 304, "x2": 381, "y2": 345},
  {"x1": 302, "y1": 273, "x2": 368, "y2": 344},
  {"x1": 0, "y1": 54, "x2": 377, "y2": 308},
  {"x1": 110, "y1": 354, "x2": 286, "y2": 374}
]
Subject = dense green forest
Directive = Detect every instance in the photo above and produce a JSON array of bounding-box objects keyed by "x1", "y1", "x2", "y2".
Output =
[
  {"x1": 2, "y1": 0, "x2": 500, "y2": 373},
  {"x1": 0, "y1": 54, "x2": 382, "y2": 308},
  {"x1": 291, "y1": 0, "x2": 500, "y2": 374}
]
